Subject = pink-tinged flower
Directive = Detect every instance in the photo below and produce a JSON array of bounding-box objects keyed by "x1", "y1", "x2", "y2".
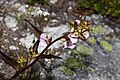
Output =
[
  {"x1": 68, "y1": 33, "x2": 78, "y2": 43},
  {"x1": 64, "y1": 41, "x2": 76, "y2": 49},
  {"x1": 39, "y1": 33, "x2": 48, "y2": 45},
  {"x1": 75, "y1": 20, "x2": 81, "y2": 25},
  {"x1": 63, "y1": 19, "x2": 91, "y2": 49},
  {"x1": 40, "y1": 33, "x2": 48, "y2": 40},
  {"x1": 38, "y1": 33, "x2": 50, "y2": 53},
  {"x1": 78, "y1": 31, "x2": 89, "y2": 42},
  {"x1": 79, "y1": 29, "x2": 89, "y2": 40},
  {"x1": 63, "y1": 33, "x2": 78, "y2": 49},
  {"x1": 82, "y1": 30, "x2": 89, "y2": 39}
]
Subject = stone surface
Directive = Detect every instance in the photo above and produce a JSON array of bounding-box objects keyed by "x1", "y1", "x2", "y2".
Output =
[
  {"x1": 4, "y1": 16, "x2": 18, "y2": 31},
  {"x1": 19, "y1": 33, "x2": 35, "y2": 50}
]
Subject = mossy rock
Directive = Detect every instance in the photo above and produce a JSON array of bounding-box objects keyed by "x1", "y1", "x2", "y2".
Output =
[
  {"x1": 88, "y1": 37, "x2": 96, "y2": 44},
  {"x1": 65, "y1": 58, "x2": 84, "y2": 68},
  {"x1": 100, "y1": 40, "x2": 113, "y2": 52},
  {"x1": 76, "y1": 44, "x2": 94, "y2": 56},
  {"x1": 60, "y1": 66, "x2": 75, "y2": 76},
  {"x1": 91, "y1": 26, "x2": 106, "y2": 34}
]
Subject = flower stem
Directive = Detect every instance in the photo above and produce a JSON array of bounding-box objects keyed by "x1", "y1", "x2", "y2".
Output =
[{"x1": 10, "y1": 36, "x2": 65, "y2": 80}]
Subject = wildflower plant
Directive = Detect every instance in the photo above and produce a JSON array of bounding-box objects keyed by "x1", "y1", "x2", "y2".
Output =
[{"x1": 0, "y1": 17, "x2": 92, "y2": 79}]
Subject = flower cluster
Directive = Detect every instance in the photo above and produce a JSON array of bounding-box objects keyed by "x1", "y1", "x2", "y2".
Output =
[{"x1": 63, "y1": 19, "x2": 91, "y2": 49}]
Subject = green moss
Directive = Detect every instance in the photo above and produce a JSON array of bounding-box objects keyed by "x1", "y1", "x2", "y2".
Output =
[
  {"x1": 60, "y1": 66, "x2": 75, "y2": 75},
  {"x1": 76, "y1": 44, "x2": 94, "y2": 56},
  {"x1": 100, "y1": 40, "x2": 113, "y2": 52},
  {"x1": 91, "y1": 26, "x2": 106, "y2": 34},
  {"x1": 88, "y1": 37, "x2": 96, "y2": 44},
  {"x1": 65, "y1": 58, "x2": 84, "y2": 68}
]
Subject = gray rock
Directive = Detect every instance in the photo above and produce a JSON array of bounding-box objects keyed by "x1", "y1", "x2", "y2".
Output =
[{"x1": 4, "y1": 16, "x2": 18, "y2": 31}]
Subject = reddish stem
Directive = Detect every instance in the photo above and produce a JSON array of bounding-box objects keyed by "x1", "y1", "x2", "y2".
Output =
[{"x1": 10, "y1": 36, "x2": 65, "y2": 80}]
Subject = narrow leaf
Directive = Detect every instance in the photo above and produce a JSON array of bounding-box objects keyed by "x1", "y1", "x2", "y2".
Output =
[
  {"x1": 0, "y1": 50, "x2": 18, "y2": 70},
  {"x1": 24, "y1": 19, "x2": 42, "y2": 38},
  {"x1": 33, "y1": 40, "x2": 40, "y2": 53},
  {"x1": 41, "y1": 54, "x2": 63, "y2": 59}
]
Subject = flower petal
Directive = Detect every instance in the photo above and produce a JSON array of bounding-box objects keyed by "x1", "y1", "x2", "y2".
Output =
[
  {"x1": 38, "y1": 33, "x2": 48, "y2": 53},
  {"x1": 63, "y1": 42, "x2": 76, "y2": 49},
  {"x1": 75, "y1": 20, "x2": 80, "y2": 25},
  {"x1": 38, "y1": 39, "x2": 47, "y2": 53},
  {"x1": 40, "y1": 33, "x2": 48, "y2": 40},
  {"x1": 83, "y1": 31, "x2": 89, "y2": 39},
  {"x1": 68, "y1": 33, "x2": 78, "y2": 43}
]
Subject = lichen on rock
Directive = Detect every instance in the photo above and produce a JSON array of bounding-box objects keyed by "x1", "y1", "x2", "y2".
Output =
[
  {"x1": 65, "y1": 58, "x2": 84, "y2": 68},
  {"x1": 76, "y1": 44, "x2": 94, "y2": 56},
  {"x1": 88, "y1": 37, "x2": 96, "y2": 44},
  {"x1": 60, "y1": 66, "x2": 75, "y2": 75},
  {"x1": 91, "y1": 26, "x2": 106, "y2": 34},
  {"x1": 104, "y1": 36, "x2": 111, "y2": 41},
  {"x1": 100, "y1": 40, "x2": 113, "y2": 52}
]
